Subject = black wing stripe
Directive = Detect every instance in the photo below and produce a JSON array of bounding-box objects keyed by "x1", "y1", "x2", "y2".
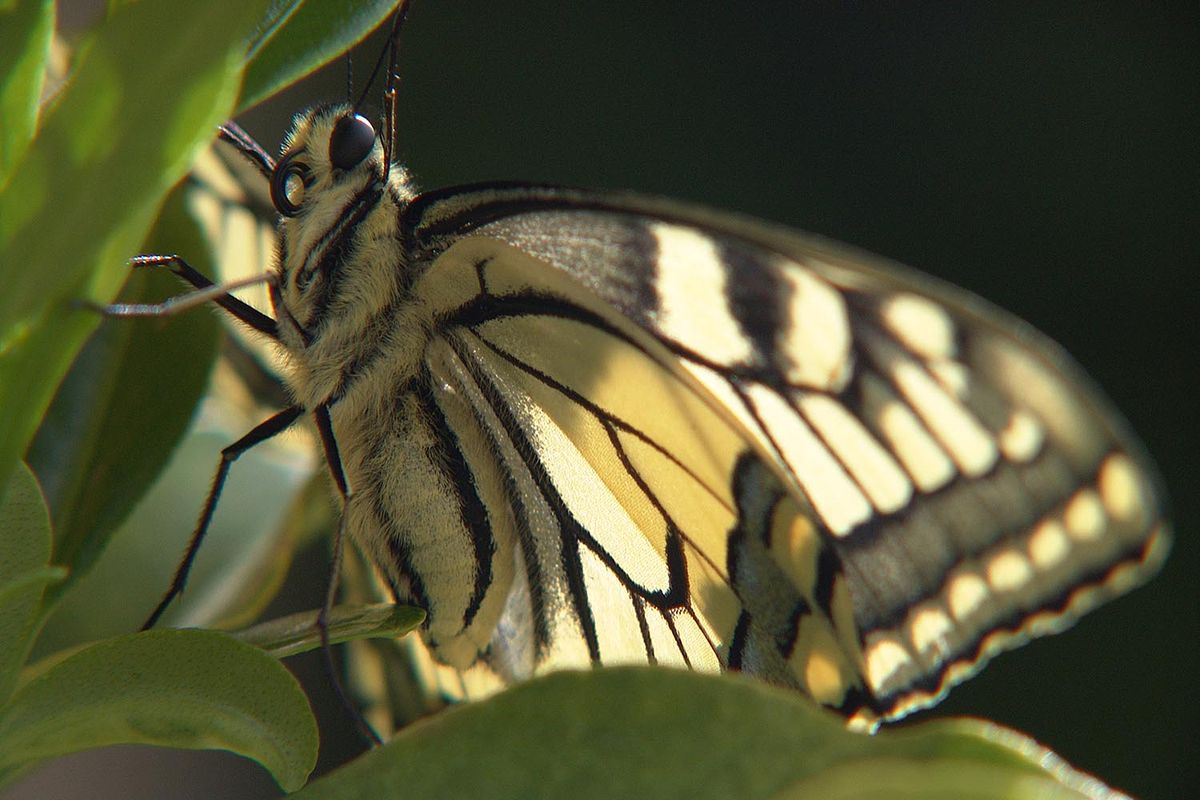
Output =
[
  {"x1": 834, "y1": 444, "x2": 1106, "y2": 633},
  {"x1": 414, "y1": 372, "x2": 496, "y2": 630},
  {"x1": 451, "y1": 277, "x2": 779, "y2": 385},
  {"x1": 436, "y1": 339, "x2": 556, "y2": 657},
  {"x1": 727, "y1": 612, "x2": 753, "y2": 670},
  {"x1": 717, "y1": 239, "x2": 788, "y2": 370},
  {"x1": 458, "y1": 290, "x2": 745, "y2": 507},
  {"x1": 632, "y1": 597, "x2": 657, "y2": 664}
]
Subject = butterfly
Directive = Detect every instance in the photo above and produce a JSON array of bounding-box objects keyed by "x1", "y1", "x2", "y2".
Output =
[{"x1": 126, "y1": 7, "x2": 1169, "y2": 731}]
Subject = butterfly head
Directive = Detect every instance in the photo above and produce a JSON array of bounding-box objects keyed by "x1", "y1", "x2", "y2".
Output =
[
  {"x1": 271, "y1": 104, "x2": 386, "y2": 221},
  {"x1": 269, "y1": 104, "x2": 414, "y2": 350}
]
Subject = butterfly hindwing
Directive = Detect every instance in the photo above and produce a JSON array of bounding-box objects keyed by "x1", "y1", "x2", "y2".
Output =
[{"x1": 395, "y1": 232, "x2": 744, "y2": 678}]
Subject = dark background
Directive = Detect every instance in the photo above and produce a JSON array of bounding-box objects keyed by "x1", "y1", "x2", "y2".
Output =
[{"x1": 19, "y1": 2, "x2": 1197, "y2": 799}]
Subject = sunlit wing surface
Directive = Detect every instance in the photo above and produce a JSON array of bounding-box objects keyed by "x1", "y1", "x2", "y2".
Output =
[{"x1": 376, "y1": 185, "x2": 1168, "y2": 725}]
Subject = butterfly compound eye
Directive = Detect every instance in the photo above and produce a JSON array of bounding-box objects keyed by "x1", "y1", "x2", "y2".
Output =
[
  {"x1": 329, "y1": 113, "x2": 376, "y2": 170},
  {"x1": 270, "y1": 153, "x2": 310, "y2": 217}
]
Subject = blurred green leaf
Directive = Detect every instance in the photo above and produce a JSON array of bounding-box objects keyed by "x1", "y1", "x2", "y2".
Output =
[
  {"x1": 0, "y1": 0, "x2": 271, "y2": 513},
  {"x1": 294, "y1": 668, "x2": 1114, "y2": 800},
  {"x1": 26, "y1": 187, "x2": 221, "y2": 606},
  {"x1": 0, "y1": 0, "x2": 53, "y2": 183},
  {"x1": 0, "y1": 462, "x2": 50, "y2": 592},
  {"x1": 0, "y1": 462, "x2": 61, "y2": 705},
  {"x1": 0, "y1": 629, "x2": 318, "y2": 792},
  {"x1": 240, "y1": 0, "x2": 401, "y2": 111}
]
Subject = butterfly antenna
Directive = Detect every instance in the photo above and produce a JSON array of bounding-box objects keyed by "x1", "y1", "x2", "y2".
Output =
[
  {"x1": 353, "y1": 1, "x2": 412, "y2": 177},
  {"x1": 217, "y1": 122, "x2": 275, "y2": 178}
]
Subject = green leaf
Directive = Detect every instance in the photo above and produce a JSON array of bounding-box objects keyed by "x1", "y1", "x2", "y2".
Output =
[
  {"x1": 240, "y1": 0, "x2": 402, "y2": 111},
  {"x1": 234, "y1": 603, "x2": 424, "y2": 659},
  {"x1": 26, "y1": 187, "x2": 221, "y2": 606},
  {"x1": 293, "y1": 668, "x2": 1113, "y2": 800},
  {"x1": 0, "y1": 629, "x2": 318, "y2": 792},
  {"x1": 0, "y1": 0, "x2": 53, "y2": 183},
  {"x1": 772, "y1": 757, "x2": 1093, "y2": 799},
  {"x1": 0, "y1": 462, "x2": 50, "y2": 590},
  {"x1": 0, "y1": 463, "x2": 60, "y2": 706},
  {"x1": 0, "y1": 0, "x2": 271, "y2": 510}
]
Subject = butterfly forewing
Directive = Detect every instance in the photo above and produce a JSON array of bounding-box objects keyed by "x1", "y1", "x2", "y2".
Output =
[{"x1": 392, "y1": 185, "x2": 1168, "y2": 722}]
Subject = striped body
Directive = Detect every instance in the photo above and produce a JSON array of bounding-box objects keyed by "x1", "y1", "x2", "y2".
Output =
[{"x1": 259, "y1": 105, "x2": 1167, "y2": 725}]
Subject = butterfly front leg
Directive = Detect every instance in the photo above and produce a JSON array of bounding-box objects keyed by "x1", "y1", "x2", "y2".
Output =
[
  {"x1": 142, "y1": 405, "x2": 305, "y2": 629},
  {"x1": 311, "y1": 401, "x2": 386, "y2": 745},
  {"x1": 95, "y1": 254, "x2": 278, "y2": 338},
  {"x1": 82, "y1": 253, "x2": 299, "y2": 629}
]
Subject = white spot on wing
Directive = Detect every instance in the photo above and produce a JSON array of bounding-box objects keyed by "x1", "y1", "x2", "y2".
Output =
[
  {"x1": 908, "y1": 604, "x2": 954, "y2": 659},
  {"x1": 864, "y1": 636, "x2": 915, "y2": 693},
  {"x1": 946, "y1": 571, "x2": 989, "y2": 622},
  {"x1": 879, "y1": 293, "x2": 956, "y2": 360},
  {"x1": 650, "y1": 223, "x2": 755, "y2": 366},
  {"x1": 1064, "y1": 489, "x2": 1106, "y2": 541},
  {"x1": 1028, "y1": 519, "x2": 1070, "y2": 569},
  {"x1": 986, "y1": 550, "x2": 1034, "y2": 593},
  {"x1": 998, "y1": 411, "x2": 1045, "y2": 463},
  {"x1": 1098, "y1": 453, "x2": 1146, "y2": 523},
  {"x1": 778, "y1": 266, "x2": 851, "y2": 390}
]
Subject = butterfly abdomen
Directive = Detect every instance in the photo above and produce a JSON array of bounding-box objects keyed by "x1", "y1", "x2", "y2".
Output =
[{"x1": 268, "y1": 107, "x2": 532, "y2": 673}]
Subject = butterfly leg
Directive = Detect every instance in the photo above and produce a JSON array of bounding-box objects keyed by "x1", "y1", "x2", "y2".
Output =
[
  {"x1": 93, "y1": 254, "x2": 279, "y2": 338},
  {"x1": 313, "y1": 403, "x2": 384, "y2": 745},
  {"x1": 142, "y1": 405, "x2": 304, "y2": 629}
]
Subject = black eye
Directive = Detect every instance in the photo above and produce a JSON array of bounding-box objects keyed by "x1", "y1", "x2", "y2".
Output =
[
  {"x1": 270, "y1": 152, "x2": 311, "y2": 217},
  {"x1": 328, "y1": 113, "x2": 376, "y2": 171}
]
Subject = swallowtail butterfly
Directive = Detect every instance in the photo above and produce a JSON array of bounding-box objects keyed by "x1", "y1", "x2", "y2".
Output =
[{"x1": 120, "y1": 5, "x2": 1169, "y2": 732}]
